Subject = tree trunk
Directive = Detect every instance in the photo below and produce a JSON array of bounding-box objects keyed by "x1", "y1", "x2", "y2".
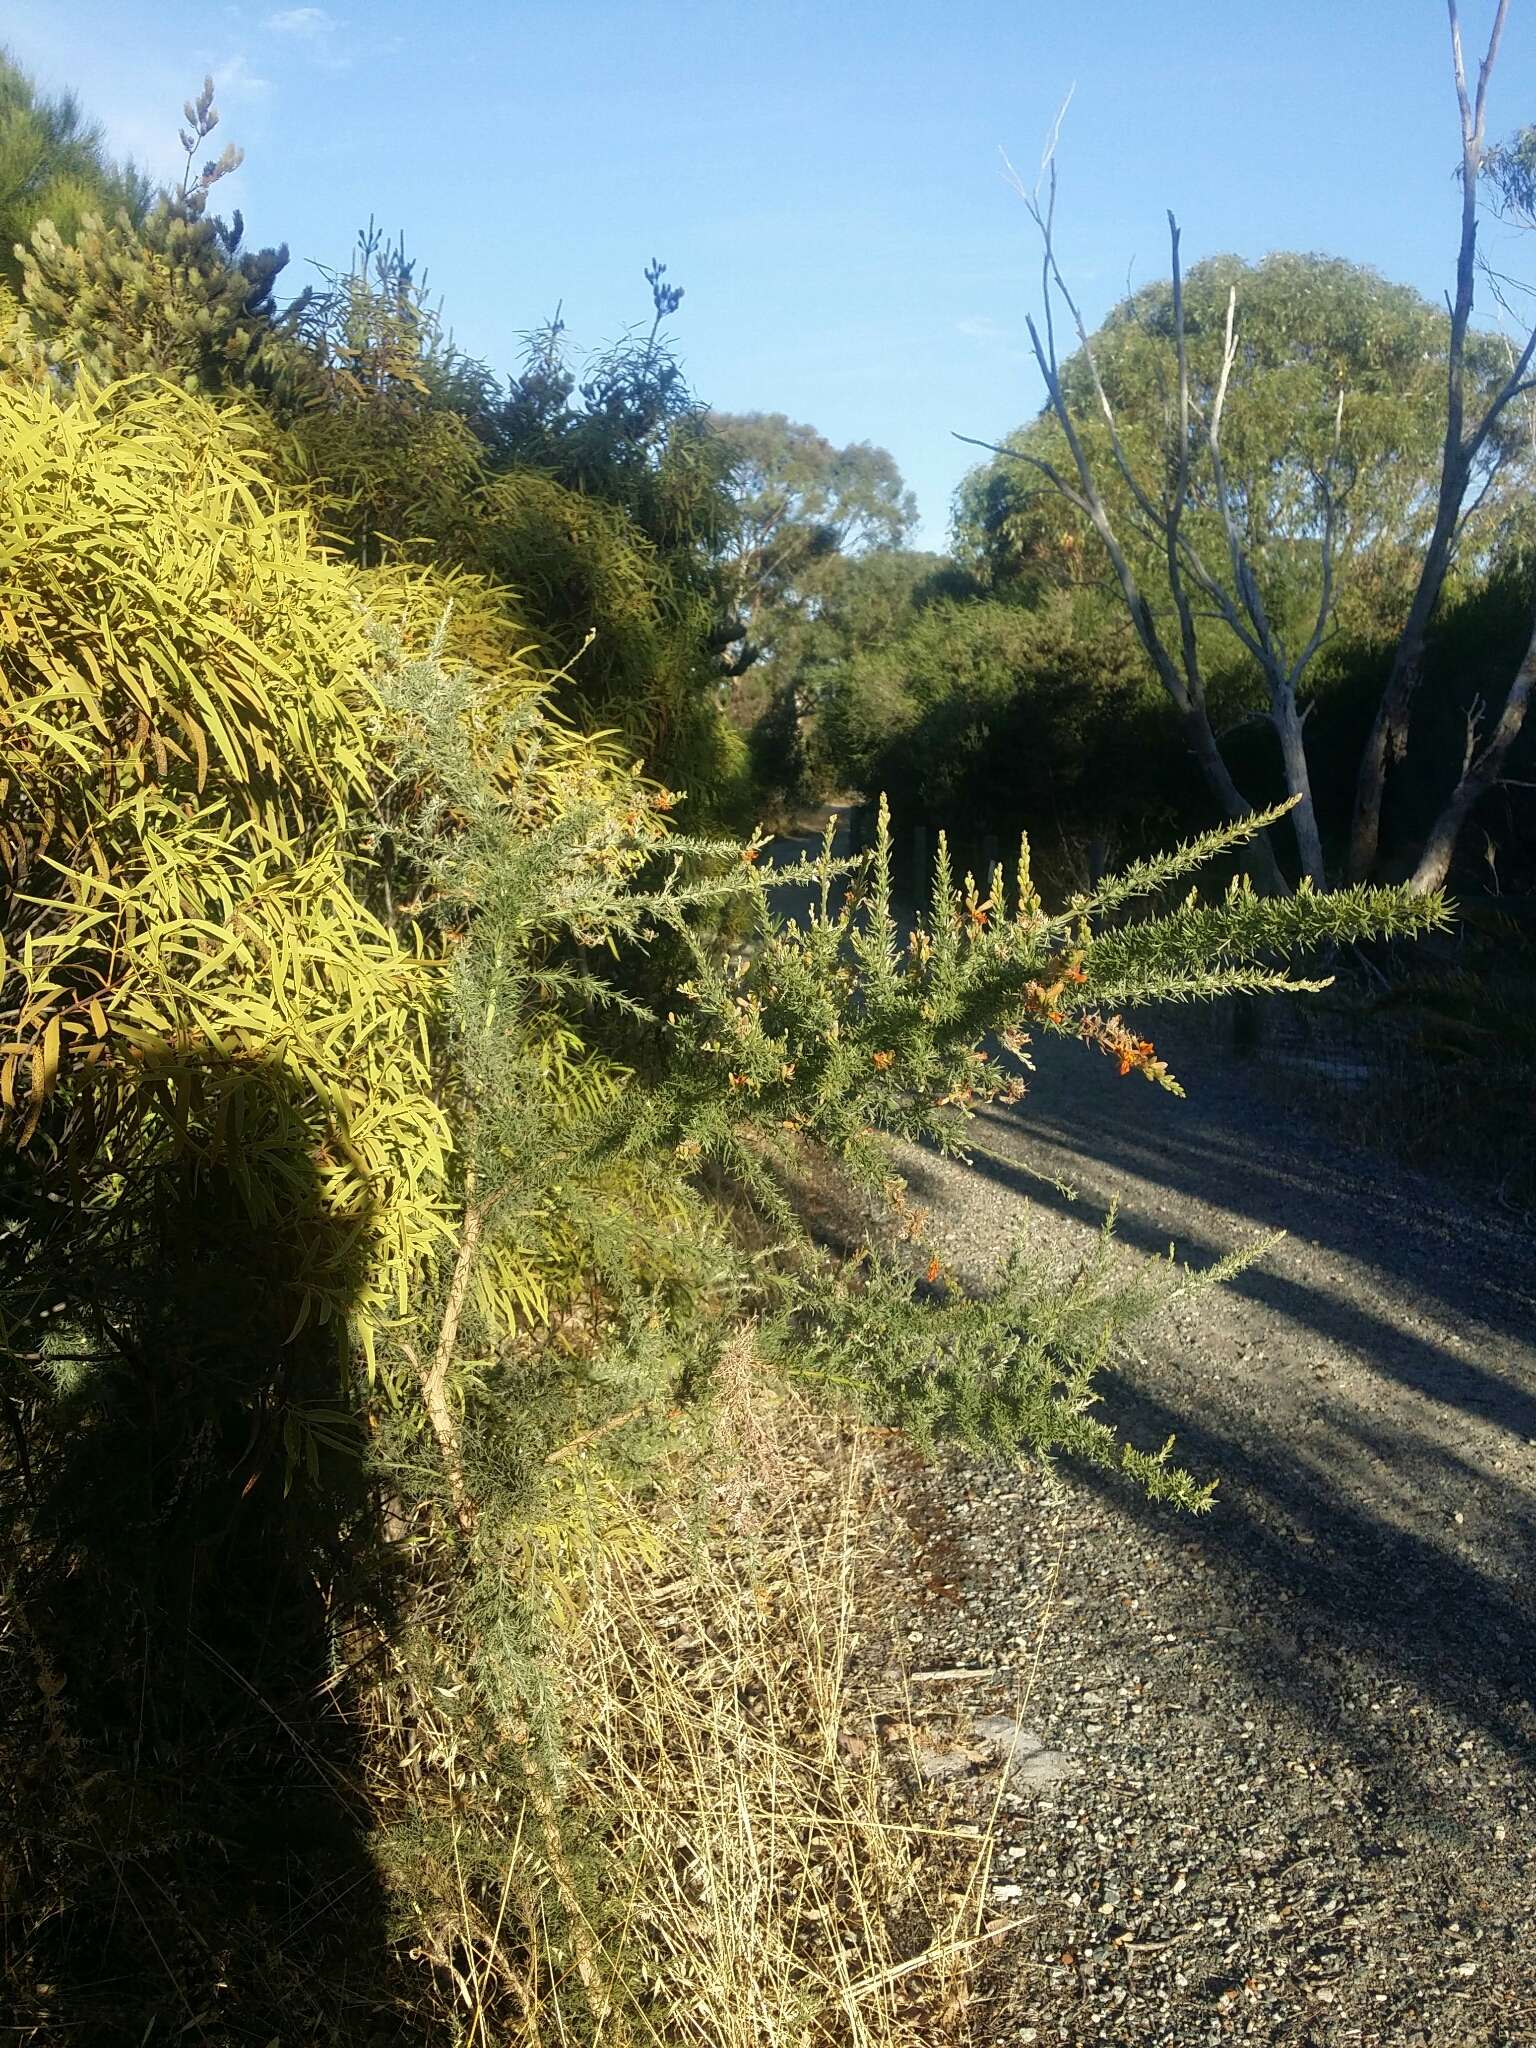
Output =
[
  {"x1": 1409, "y1": 608, "x2": 1536, "y2": 894},
  {"x1": 1348, "y1": 0, "x2": 1517, "y2": 883},
  {"x1": 1346, "y1": 501, "x2": 1463, "y2": 881},
  {"x1": 1184, "y1": 706, "x2": 1289, "y2": 897},
  {"x1": 1272, "y1": 699, "x2": 1326, "y2": 889}
]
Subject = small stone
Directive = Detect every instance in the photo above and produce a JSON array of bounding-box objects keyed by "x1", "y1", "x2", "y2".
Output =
[
  {"x1": 973, "y1": 1711, "x2": 1072, "y2": 1788},
  {"x1": 915, "y1": 1746, "x2": 976, "y2": 1781}
]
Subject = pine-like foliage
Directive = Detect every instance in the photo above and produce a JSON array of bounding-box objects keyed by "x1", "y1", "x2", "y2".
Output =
[
  {"x1": 11, "y1": 199, "x2": 294, "y2": 394},
  {"x1": 337, "y1": 627, "x2": 1449, "y2": 1557},
  {"x1": 769, "y1": 1229, "x2": 1259, "y2": 1510},
  {"x1": 7, "y1": 76, "x2": 295, "y2": 395}
]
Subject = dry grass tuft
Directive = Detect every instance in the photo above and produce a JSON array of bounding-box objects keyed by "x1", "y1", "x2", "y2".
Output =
[
  {"x1": 530, "y1": 1367, "x2": 1007, "y2": 2047},
  {"x1": 357, "y1": 1358, "x2": 1015, "y2": 2044}
]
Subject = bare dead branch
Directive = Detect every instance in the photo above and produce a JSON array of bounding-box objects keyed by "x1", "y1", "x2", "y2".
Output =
[
  {"x1": 1209, "y1": 285, "x2": 1238, "y2": 448},
  {"x1": 421, "y1": 1169, "x2": 485, "y2": 1536},
  {"x1": 986, "y1": 133, "x2": 1294, "y2": 888},
  {"x1": 951, "y1": 429, "x2": 1093, "y2": 516},
  {"x1": 1348, "y1": 0, "x2": 1527, "y2": 878},
  {"x1": 1159, "y1": 217, "x2": 1215, "y2": 718}
]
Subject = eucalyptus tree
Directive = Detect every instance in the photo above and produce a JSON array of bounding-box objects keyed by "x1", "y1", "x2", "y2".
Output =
[
  {"x1": 709, "y1": 412, "x2": 916, "y2": 678},
  {"x1": 957, "y1": 226, "x2": 1522, "y2": 889},
  {"x1": 962, "y1": 1, "x2": 1536, "y2": 893}
]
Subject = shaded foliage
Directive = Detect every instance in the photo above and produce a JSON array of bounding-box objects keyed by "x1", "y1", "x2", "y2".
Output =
[{"x1": 816, "y1": 589, "x2": 1193, "y2": 887}]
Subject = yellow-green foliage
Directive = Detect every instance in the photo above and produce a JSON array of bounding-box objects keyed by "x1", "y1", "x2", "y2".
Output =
[
  {"x1": 0, "y1": 374, "x2": 451, "y2": 1351},
  {"x1": 275, "y1": 378, "x2": 487, "y2": 565},
  {"x1": 363, "y1": 555, "x2": 546, "y2": 679},
  {"x1": 469, "y1": 466, "x2": 751, "y2": 818},
  {"x1": 0, "y1": 370, "x2": 709, "y2": 1386}
]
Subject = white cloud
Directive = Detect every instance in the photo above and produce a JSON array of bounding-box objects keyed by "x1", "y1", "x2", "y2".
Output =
[
  {"x1": 954, "y1": 316, "x2": 1006, "y2": 343},
  {"x1": 208, "y1": 51, "x2": 272, "y2": 100},
  {"x1": 261, "y1": 8, "x2": 353, "y2": 71},
  {"x1": 264, "y1": 6, "x2": 337, "y2": 37}
]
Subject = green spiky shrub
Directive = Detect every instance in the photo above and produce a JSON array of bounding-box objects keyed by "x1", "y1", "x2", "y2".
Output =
[{"x1": 351, "y1": 622, "x2": 1443, "y2": 2037}]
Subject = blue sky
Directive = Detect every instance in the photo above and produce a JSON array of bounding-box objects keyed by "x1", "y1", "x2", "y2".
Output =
[{"x1": 6, "y1": 1, "x2": 1534, "y2": 544}]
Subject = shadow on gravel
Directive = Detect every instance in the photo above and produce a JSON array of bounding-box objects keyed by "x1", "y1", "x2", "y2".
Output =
[
  {"x1": 944, "y1": 1090, "x2": 1536, "y2": 1445},
  {"x1": 897, "y1": 1055, "x2": 1536, "y2": 1791},
  {"x1": 1064, "y1": 1364, "x2": 1536, "y2": 1798}
]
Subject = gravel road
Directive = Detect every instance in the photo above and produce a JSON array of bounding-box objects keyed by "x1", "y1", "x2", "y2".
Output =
[{"x1": 859, "y1": 1019, "x2": 1536, "y2": 2047}]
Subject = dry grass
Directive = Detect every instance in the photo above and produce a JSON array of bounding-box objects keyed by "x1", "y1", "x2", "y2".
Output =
[
  {"x1": 357, "y1": 1360, "x2": 1019, "y2": 2045},
  {"x1": 538, "y1": 1374, "x2": 1006, "y2": 2048},
  {"x1": 2, "y1": 1346, "x2": 1028, "y2": 2043}
]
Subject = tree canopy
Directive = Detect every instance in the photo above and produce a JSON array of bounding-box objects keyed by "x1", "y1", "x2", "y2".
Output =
[
  {"x1": 957, "y1": 252, "x2": 1524, "y2": 653},
  {"x1": 709, "y1": 410, "x2": 916, "y2": 675}
]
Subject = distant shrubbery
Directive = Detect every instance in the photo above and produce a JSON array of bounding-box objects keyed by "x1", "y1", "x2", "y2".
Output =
[{"x1": 815, "y1": 589, "x2": 1188, "y2": 886}]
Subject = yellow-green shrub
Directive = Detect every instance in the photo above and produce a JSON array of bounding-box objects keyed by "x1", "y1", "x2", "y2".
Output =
[
  {"x1": 0, "y1": 370, "x2": 710, "y2": 1380},
  {"x1": 0, "y1": 374, "x2": 451, "y2": 1352}
]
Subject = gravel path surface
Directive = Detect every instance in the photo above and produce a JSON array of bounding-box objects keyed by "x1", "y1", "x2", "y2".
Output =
[{"x1": 858, "y1": 1024, "x2": 1536, "y2": 2047}]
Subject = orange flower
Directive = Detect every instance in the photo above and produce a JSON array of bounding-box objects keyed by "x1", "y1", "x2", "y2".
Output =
[{"x1": 871, "y1": 1049, "x2": 894, "y2": 1070}]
